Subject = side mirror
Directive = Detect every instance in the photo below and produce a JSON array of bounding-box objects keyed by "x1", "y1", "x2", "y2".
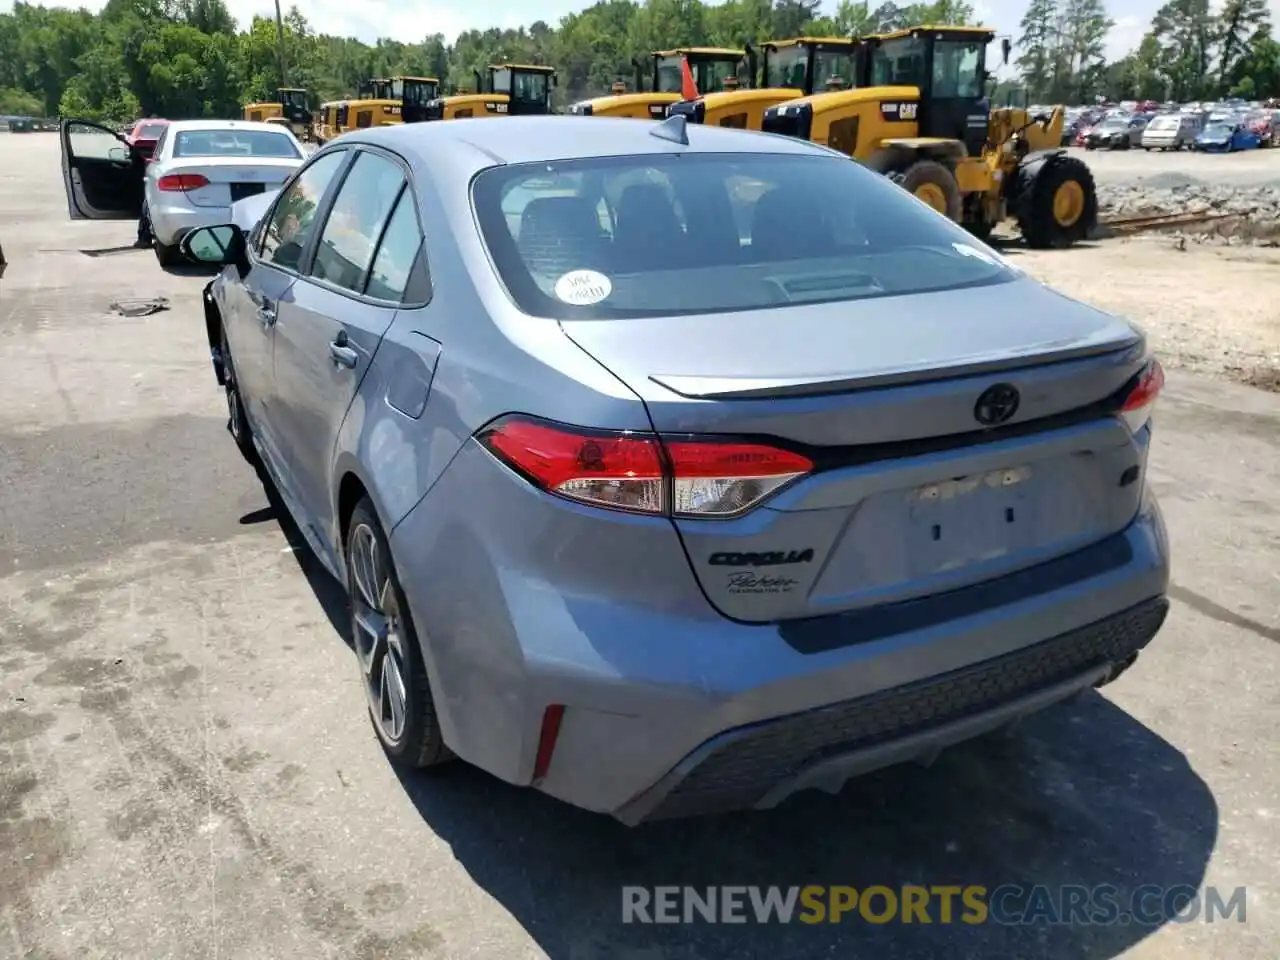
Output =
[
  {"x1": 108, "y1": 144, "x2": 129, "y2": 162},
  {"x1": 181, "y1": 224, "x2": 246, "y2": 268}
]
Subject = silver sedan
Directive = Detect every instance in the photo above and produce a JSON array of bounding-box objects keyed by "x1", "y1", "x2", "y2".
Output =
[{"x1": 58, "y1": 118, "x2": 306, "y2": 266}]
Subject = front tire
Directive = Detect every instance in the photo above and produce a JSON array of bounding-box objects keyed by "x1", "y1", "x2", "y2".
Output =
[
  {"x1": 1016, "y1": 153, "x2": 1097, "y2": 250},
  {"x1": 219, "y1": 326, "x2": 257, "y2": 465},
  {"x1": 897, "y1": 159, "x2": 962, "y2": 222},
  {"x1": 346, "y1": 497, "x2": 453, "y2": 769}
]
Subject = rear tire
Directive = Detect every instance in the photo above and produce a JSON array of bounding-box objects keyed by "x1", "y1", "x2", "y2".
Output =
[
  {"x1": 1016, "y1": 153, "x2": 1097, "y2": 250},
  {"x1": 345, "y1": 497, "x2": 453, "y2": 769},
  {"x1": 897, "y1": 159, "x2": 962, "y2": 222},
  {"x1": 153, "y1": 237, "x2": 181, "y2": 267}
]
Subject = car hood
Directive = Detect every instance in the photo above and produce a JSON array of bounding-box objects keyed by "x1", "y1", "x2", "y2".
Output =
[{"x1": 560, "y1": 273, "x2": 1142, "y2": 401}]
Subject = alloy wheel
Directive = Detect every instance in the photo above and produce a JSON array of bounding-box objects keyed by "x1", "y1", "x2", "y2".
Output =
[{"x1": 349, "y1": 523, "x2": 409, "y2": 744}]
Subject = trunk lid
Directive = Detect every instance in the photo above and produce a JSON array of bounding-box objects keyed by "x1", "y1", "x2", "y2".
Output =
[
  {"x1": 561, "y1": 277, "x2": 1151, "y2": 624},
  {"x1": 167, "y1": 157, "x2": 302, "y2": 207}
]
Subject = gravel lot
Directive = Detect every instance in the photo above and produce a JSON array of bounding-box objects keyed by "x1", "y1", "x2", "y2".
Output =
[{"x1": 1, "y1": 133, "x2": 1278, "y2": 960}]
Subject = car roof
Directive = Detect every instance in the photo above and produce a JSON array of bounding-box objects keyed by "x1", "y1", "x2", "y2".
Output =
[
  {"x1": 165, "y1": 119, "x2": 298, "y2": 136},
  {"x1": 342, "y1": 115, "x2": 835, "y2": 175}
]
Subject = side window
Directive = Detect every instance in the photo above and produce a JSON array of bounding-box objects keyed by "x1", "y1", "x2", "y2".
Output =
[
  {"x1": 152, "y1": 128, "x2": 169, "y2": 158},
  {"x1": 366, "y1": 189, "x2": 425, "y2": 301},
  {"x1": 260, "y1": 151, "x2": 347, "y2": 270},
  {"x1": 310, "y1": 151, "x2": 406, "y2": 293}
]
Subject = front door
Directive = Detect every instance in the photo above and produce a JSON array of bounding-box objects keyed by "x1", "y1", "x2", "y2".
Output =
[
  {"x1": 228, "y1": 149, "x2": 352, "y2": 486},
  {"x1": 59, "y1": 119, "x2": 145, "y2": 220},
  {"x1": 270, "y1": 149, "x2": 420, "y2": 548},
  {"x1": 921, "y1": 37, "x2": 989, "y2": 157}
]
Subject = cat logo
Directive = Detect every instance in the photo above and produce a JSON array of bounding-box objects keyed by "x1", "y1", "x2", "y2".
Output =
[
  {"x1": 484, "y1": 102, "x2": 509, "y2": 114},
  {"x1": 880, "y1": 101, "x2": 918, "y2": 122}
]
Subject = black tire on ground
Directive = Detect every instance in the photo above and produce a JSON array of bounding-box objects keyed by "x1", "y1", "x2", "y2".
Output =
[
  {"x1": 897, "y1": 159, "x2": 962, "y2": 222},
  {"x1": 153, "y1": 237, "x2": 181, "y2": 267},
  {"x1": 964, "y1": 219, "x2": 994, "y2": 242},
  {"x1": 1015, "y1": 152, "x2": 1098, "y2": 250},
  {"x1": 345, "y1": 496, "x2": 453, "y2": 769},
  {"x1": 219, "y1": 326, "x2": 257, "y2": 465}
]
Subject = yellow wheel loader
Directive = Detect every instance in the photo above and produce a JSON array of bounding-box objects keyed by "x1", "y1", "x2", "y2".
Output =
[
  {"x1": 668, "y1": 37, "x2": 867, "y2": 130},
  {"x1": 339, "y1": 76, "x2": 442, "y2": 130},
  {"x1": 760, "y1": 24, "x2": 1097, "y2": 248},
  {"x1": 566, "y1": 47, "x2": 751, "y2": 119},
  {"x1": 243, "y1": 87, "x2": 313, "y2": 141},
  {"x1": 425, "y1": 64, "x2": 556, "y2": 120}
]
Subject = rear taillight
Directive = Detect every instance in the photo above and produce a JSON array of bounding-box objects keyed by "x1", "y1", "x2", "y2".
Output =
[
  {"x1": 1119, "y1": 357, "x2": 1164, "y2": 432},
  {"x1": 478, "y1": 415, "x2": 813, "y2": 518},
  {"x1": 157, "y1": 173, "x2": 209, "y2": 192}
]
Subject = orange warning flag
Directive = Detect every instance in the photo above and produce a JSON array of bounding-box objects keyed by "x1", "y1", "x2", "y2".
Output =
[{"x1": 680, "y1": 56, "x2": 699, "y2": 100}]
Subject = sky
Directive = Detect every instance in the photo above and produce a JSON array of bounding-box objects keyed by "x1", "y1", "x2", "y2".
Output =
[{"x1": 3, "y1": 0, "x2": 1279, "y2": 64}]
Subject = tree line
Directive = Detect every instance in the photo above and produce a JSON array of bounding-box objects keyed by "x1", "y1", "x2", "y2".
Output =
[
  {"x1": 1, "y1": 0, "x2": 1276, "y2": 123},
  {"x1": 1019, "y1": 0, "x2": 1278, "y2": 103}
]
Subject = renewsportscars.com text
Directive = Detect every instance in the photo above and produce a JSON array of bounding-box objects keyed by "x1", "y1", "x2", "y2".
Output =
[{"x1": 621, "y1": 884, "x2": 1247, "y2": 926}]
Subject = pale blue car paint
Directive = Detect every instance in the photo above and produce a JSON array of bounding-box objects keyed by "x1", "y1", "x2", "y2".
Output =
[{"x1": 205, "y1": 117, "x2": 1171, "y2": 822}]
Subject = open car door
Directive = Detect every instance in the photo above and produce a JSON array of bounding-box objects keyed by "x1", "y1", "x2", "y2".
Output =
[{"x1": 59, "y1": 119, "x2": 145, "y2": 220}]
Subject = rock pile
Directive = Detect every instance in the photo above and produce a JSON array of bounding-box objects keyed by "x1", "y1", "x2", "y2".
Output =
[{"x1": 1097, "y1": 178, "x2": 1280, "y2": 244}]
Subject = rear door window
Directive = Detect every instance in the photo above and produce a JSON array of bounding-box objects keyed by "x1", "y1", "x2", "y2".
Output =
[
  {"x1": 309, "y1": 151, "x2": 406, "y2": 294},
  {"x1": 365, "y1": 190, "x2": 426, "y2": 301}
]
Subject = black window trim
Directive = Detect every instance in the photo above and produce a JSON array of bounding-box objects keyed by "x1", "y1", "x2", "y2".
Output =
[
  {"x1": 250, "y1": 145, "x2": 356, "y2": 278},
  {"x1": 297, "y1": 143, "x2": 432, "y2": 309}
]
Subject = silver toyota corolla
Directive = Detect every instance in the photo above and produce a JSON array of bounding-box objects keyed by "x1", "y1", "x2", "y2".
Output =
[{"x1": 177, "y1": 115, "x2": 1170, "y2": 824}]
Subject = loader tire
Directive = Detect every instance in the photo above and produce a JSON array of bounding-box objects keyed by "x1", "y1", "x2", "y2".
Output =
[
  {"x1": 1016, "y1": 153, "x2": 1097, "y2": 250},
  {"x1": 897, "y1": 160, "x2": 962, "y2": 222}
]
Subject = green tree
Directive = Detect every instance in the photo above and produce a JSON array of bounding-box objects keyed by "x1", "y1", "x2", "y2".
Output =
[{"x1": 1017, "y1": 0, "x2": 1060, "y2": 100}]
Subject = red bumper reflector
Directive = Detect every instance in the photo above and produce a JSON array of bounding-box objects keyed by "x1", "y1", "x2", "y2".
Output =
[{"x1": 532, "y1": 704, "x2": 565, "y2": 783}]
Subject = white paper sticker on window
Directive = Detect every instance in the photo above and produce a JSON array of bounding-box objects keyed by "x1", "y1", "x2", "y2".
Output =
[{"x1": 554, "y1": 269, "x2": 612, "y2": 305}]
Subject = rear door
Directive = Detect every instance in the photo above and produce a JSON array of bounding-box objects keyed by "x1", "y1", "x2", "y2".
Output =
[
  {"x1": 59, "y1": 119, "x2": 144, "y2": 220},
  {"x1": 270, "y1": 148, "x2": 420, "y2": 542}
]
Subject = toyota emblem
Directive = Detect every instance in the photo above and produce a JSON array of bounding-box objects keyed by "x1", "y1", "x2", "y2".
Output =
[{"x1": 974, "y1": 383, "x2": 1020, "y2": 426}]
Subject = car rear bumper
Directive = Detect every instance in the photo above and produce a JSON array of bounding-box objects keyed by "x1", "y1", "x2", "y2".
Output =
[
  {"x1": 390, "y1": 440, "x2": 1171, "y2": 823},
  {"x1": 148, "y1": 201, "x2": 233, "y2": 247}
]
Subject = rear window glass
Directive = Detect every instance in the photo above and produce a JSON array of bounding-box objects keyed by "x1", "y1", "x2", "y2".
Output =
[
  {"x1": 471, "y1": 153, "x2": 1018, "y2": 320},
  {"x1": 136, "y1": 123, "x2": 168, "y2": 139},
  {"x1": 173, "y1": 130, "x2": 302, "y2": 159}
]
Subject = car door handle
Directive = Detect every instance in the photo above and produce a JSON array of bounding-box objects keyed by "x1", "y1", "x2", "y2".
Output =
[{"x1": 329, "y1": 341, "x2": 358, "y2": 368}]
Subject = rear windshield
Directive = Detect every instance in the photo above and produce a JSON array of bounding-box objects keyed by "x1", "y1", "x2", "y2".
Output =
[
  {"x1": 471, "y1": 153, "x2": 1018, "y2": 320},
  {"x1": 173, "y1": 129, "x2": 301, "y2": 159},
  {"x1": 136, "y1": 122, "x2": 168, "y2": 139}
]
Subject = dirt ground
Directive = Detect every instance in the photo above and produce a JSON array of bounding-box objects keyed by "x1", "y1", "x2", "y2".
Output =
[
  {"x1": 1016, "y1": 238, "x2": 1280, "y2": 391},
  {"x1": 1, "y1": 132, "x2": 1278, "y2": 960}
]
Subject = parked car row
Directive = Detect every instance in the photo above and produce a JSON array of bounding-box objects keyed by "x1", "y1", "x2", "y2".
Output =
[{"x1": 1063, "y1": 102, "x2": 1277, "y2": 154}]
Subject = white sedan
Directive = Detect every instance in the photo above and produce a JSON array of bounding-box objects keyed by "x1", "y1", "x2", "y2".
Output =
[{"x1": 59, "y1": 118, "x2": 307, "y2": 266}]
